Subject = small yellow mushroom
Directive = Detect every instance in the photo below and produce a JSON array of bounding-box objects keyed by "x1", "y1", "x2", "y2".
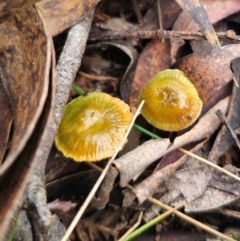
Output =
[
  {"x1": 139, "y1": 69, "x2": 202, "y2": 131},
  {"x1": 55, "y1": 92, "x2": 133, "y2": 162}
]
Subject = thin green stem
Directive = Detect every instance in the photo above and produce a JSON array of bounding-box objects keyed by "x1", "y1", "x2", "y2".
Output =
[
  {"x1": 72, "y1": 85, "x2": 86, "y2": 95},
  {"x1": 133, "y1": 124, "x2": 160, "y2": 139},
  {"x1": 123, "y1": 206, "x2": 182, "y2": 241}
]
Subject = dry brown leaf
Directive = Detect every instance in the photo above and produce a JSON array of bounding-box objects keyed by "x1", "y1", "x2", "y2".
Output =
[
  {"x1": 122, "y1": 140, "x2": 211, "y2": 206},
  {"x1": 0, "y1": 81, "x2": 14, "y2": 164},
  {"x1": 208, "y1": 57, "x2": 240, "y2": 163},
  {"x1": 175, "y1": 0, "x2": 220, "y2": 48},
  {"x1": 114, "y1": 97, "x2": 229, "y2": 188},
  {"x1": 36, "y1": 0, "x2": 101, "y2": 36},
  {"x1": 0, "y1": 6, "x2": 49, "y2": 176},
  {"x1": 171, "y1": 0, "x2": 240, "y2": 62},
  {"x1": 0, "y1": 6, "x2": 52, "y2": 239},
  {"x1": 185, "y1": 176, "x2": 240, "y2": 212},
  {"x1": 0, "y1": 0, "x2": 40, "y2": 22},
  {"x1": 129, "y1": 39, "x2": 171, "y2": 111},
  {"x1": 140, "y1": 0, "x2": 182, "y2": 31},
  {"x1": 91, "y1": 166, "x2": 118, "y2": 209},
  {"x1": 172, "y1": 44, "x2": 240, "y2": 105}
]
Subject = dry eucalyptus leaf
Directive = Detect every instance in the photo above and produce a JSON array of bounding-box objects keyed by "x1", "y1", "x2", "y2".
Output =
[
  {"x1": 85, "y1": 41, "x2": 138, "y2": 103},
  {"x1": 36, "y1": 0, "x2": 101, "y2": 36},
  {"x1": 172, "y1": 44, "x2": 240, "y2": 105},
  {"x1": 0, "y1": 81, "x2": 14, "y2": 164},
  {"x1": 0, "y1": 6, "x2": 52, "y2": 239},
  {"x1": 129, "y1": 39, "x2": 171, "y2": 112},
  {"x1": 0, "y1": 0, "x2": 40, "y2": 22},
  {"x1": 115, "y1": 97, "x2": 229, "y2": 188},
  {"x1": 140, "y1": 0, "x2": 182, "y2": 31},
  {"x1": 171, "y1": 0, "x2": 240, "y2": 62},
  {"x1": 114, "y1": 138, "x2": 170, "y2": 187},
  {"x1": 175, "y1": 0, "x2": 220, "y2": 48},
  {"x1": 166, "y1": 145, "x2": 212, "y2": 203},
  {"x1": 143, "y1": 190, "x2": 181, "y2": 222},
  {"x1": 0, "y1": 6, "x2": 49, "y2": 176},
  {"x1": 122, "y1": 140, "x2": 211, "y2": 206},
  {"x1": 91, "y1": 166, "x2": 118, "y2": 209},
  {"x1": 185, "y1": 186, "x2": 240, "y2": 212},
  {"x1": 209, "y1": 57, "x2": 240, "y2": 163}
]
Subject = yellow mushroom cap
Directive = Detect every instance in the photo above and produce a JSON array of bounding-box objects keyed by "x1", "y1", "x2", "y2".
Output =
[
  {"x1": 55, "y1": 92, "x2": 133, "y2": 162},
  {"x1": 139, "y1": 69, "x2": 202, "y2": 131}
]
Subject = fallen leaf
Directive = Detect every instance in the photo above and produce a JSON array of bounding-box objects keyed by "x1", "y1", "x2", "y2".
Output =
[
  {"x1": 0, "y1": 81, "x2": 14, "y2": 164},
  {"x1": 175, "y1": 0, "x2": 220, "y2": 48},
  {"x1": 208, "y1": 57, "x2": 240, "y2": 163},
  {"x1": 85, "y1": 41, "x2": 138, "y2": 103},
  {"x1": 140, "y1": 0, "x2": 182, "y2": 31},
  {"x1": 122, "y1": 140, "x2": 211, "y2": 206},
  {"x1": 36, "y1": 0, "x2": 101, "y2": 36},
  {"x1": 172, "y1": 44, "x2": 240, "y2": 105},
  {"x1": 0, "y1": 5, "x2": 52, "y2": 239},
  {"x1": 171, "y1": 0, "x2": 240, "y2": 62},
  {"x1": 0, "y1": 6, "x2": 49, "y2": 176},
  {"x1": 129, "y1": 39, "x2": 171, "y2": 111},
  {"x1": 114, "y1": 97, "x2": 229, "y2": 188}
]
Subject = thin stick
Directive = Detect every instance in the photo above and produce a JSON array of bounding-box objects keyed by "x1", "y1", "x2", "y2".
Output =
[
  {"x1": 178, "y1": 147, "x2": 240, "y2": 182},
  {"x1": 134, "y1": 124, "x2": 240, "y2": 182},
  {"x1": 130, "y1": 0, "x2": 143, "y2": 24},
  {"x1": 215, "y1": 109, "x2": 240, "y2": 149},
  {"x1": 89, "y1": 29, "x2": 240, "y2": 42},
  {"x1": 85, "y1": 159, "x2": 237, "y2": 241},
  {"x1": 61, "y1": 101, "x2": 145, "y2": 241},
  {"x1": 148, "y1": 198, "x2": 236, "y2": 241},
  {"x1": 157, "y1": 0, "x2": 164, "y2": 43},
  {"x1": 122, "y1": 205, "x2": 183, "y2": 241}
]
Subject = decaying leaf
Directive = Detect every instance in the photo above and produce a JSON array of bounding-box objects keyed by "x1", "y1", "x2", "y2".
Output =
[
  {"x1": 129, "y1": 39, "x2": 171, "y2": 111},
  {"x1": 122, "y1": 140, "x2": 211, "y2": 206},
  {"x1": 208, "y1": 57, "x2": 240, "y2": 163},
  {"x1": 0, "y1": 7, "x2": 49, "y2": 176},
  {"x1": 140, "y1": 0, "x2": 182, "y2": 31},
  {"x1": 175, "y1": 0, "x2": 220, "y2": 48},
  {"x1": 79, "y1": 41, "x2": 138, "y2": 103},
  {"x1": 114, "y1": 97, "x2": 229, "y2": 188},
  {"x1": 185, "y1": 168, "x2": 240, "y2": 212},
  {"x1": 171, "y1": 0, "x2": 240, "y2": 62},
  {"x1": 173, "y1": 44, "x2": 240, "y2": 105},
  {"x1": 36, "y1": 0, "x2": 101, "y2": 36},
  {"x1": 0, "y1": 81, "x2": 14, "y2": 164},
  {"x1": 0, "y1": 5, "x2": 52, "y2": 239}
]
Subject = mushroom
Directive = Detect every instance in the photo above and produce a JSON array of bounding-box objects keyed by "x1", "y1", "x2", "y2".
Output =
[
  {"x1": 55, "y1": 92, "x2": 133, "y2": 162},
  {"x1": 139, "y1": 69, "x2": 202, "y2": 131}
]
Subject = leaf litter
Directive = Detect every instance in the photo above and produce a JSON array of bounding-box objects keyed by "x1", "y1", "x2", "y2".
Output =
[{"x1": 2, "y1": 0, "x2": 240, "y2": 241}]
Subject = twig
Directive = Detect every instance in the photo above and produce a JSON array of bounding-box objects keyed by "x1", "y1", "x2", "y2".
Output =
[
  {"x1": 89, "y1": 29, "x2": 240, "y2": 42},
  {"x1": 118, "y1": 211, "x2": 143, "y2": 241},
  {"x1": 26, "y1": 11, "x2": 94, "y2": 229},
  {"x1": 61, "y1": 101, "x2": 145, "y2": 241},
  {"x1": 148, "y1": 198, "x2": 236, "y2": 241},
  {"x1": 130, "y1": 0, "x2": 143, "y2": 24},
  {"x1": 215, "y1": 109, "x2": 240, "y2": 149},
  {"x1": 157, "y1": 0, "x2": 164, "y2": 43},
  {"x1": 134, "y1": 124, "x2": 240, "y2": 182},
  {"x1": 86, "y1": 156, "x2": 237, "y2": 241}
]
